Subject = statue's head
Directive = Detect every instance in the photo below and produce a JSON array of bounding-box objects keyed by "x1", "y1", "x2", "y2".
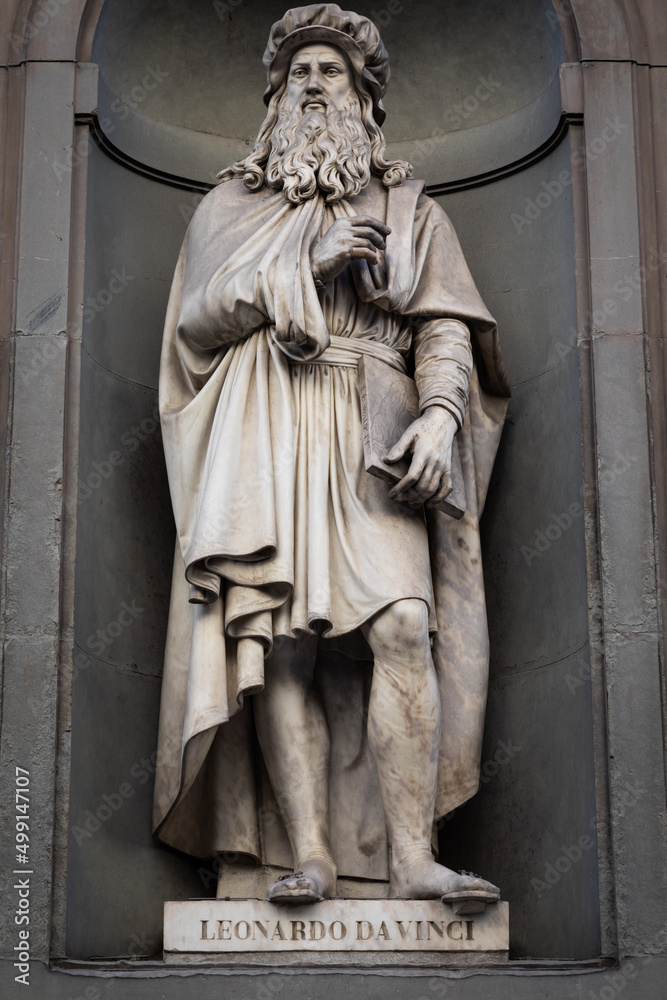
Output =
[
  {"x1": 261, "y1": 4, "x2": 390, "y2": 124},
  {"x1": 218, "y1": 4, "x2": 412, "y2": 204}
]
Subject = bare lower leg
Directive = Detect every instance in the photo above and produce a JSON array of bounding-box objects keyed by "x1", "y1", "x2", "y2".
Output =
[
  {"x1": 363, "y1": 600, "x2": 498, "y2": 905},
  {"x1": 253, "y1": 636, "x2": 337, "y2": 899}
]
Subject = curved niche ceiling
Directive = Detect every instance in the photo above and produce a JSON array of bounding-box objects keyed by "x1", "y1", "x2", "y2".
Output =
[{"x1": 92, "y1": 0, "x2": 567, "y2": 189}]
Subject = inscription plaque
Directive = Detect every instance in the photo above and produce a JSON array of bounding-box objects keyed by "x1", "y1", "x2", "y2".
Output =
[{"x1": 164, "y1": 899, "x2": 509, "y2": 954}]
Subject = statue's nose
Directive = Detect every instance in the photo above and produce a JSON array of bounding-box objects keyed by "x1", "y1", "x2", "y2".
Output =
[{"x1": 305, "y1": 71, "x2": 324, "y2": 93}]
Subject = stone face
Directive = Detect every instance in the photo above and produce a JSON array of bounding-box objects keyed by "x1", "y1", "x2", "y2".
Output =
[{"x1": 164, "y1": 899, "x2": 509, "y2": 954}]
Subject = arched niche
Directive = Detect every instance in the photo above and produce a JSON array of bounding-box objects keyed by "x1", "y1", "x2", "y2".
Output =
[
  {"x1": 90, "y1": 0, "x2": 568, "y2": 186},
  {"x1": 68, "y1": 0, "x2": 599, "y2": 962}
]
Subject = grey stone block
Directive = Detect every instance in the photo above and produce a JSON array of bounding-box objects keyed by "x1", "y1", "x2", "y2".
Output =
[
  {"x1": 592, "y1": 333, "x2": 656, "y2": 631},
  {"x1": 601, "y1": 632, "x2": 667, "y2": 957},
  {"x1": 0, "y1": 636, "x2": 59, "y2": 963},
  {"x1": 5, "y1": 334, "x2": 68, "y2": 637},
  {"x1": 15, "y1": 63, "x2": 75, "y2": 337}
]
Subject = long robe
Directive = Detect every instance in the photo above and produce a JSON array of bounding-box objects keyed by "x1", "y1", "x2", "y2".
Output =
[{"x1": 152, "y1": 175, "x2": 510, "y2": 880}]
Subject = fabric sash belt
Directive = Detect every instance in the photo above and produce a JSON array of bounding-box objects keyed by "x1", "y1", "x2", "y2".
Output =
[{"x1": 289, "y1": 334, "x2": 408, "y2": 375}]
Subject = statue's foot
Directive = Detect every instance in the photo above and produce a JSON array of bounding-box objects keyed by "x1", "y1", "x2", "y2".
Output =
[
  {"x1": 440, "y1": 869, "x2": 501, "y2": 915},
  {"x1": 390, "y1": 854, "x2": 500, "y2": 915},
  {"x1": 266, "y1": 858, "x2": 336, "y2": 904}
]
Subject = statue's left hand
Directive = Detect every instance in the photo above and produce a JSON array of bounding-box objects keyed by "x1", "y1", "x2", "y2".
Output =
[{"x1": 386, "y1": 406, "x2": 457, "y2": 507}]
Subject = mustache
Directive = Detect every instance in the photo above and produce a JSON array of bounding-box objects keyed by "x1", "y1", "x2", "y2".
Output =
[{"x1": 300, "y1": 94, "x2": 331, "y2": 109}]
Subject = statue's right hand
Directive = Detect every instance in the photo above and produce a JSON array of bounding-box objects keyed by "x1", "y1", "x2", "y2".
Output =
[{"x1": 310, "y1": 216, "x2": 391, "y2": 285}]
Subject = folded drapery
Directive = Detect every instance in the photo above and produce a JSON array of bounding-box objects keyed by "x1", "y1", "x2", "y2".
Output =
[{"x1": 153, "y1": 175, "x2": 510, "y2": 879}]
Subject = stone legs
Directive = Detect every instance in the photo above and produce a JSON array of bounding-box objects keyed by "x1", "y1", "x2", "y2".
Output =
[{"x1": 253, "y1": 599, "x2": 499, "y2": 908}]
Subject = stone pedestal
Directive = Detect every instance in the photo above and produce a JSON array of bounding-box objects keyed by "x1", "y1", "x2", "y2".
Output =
[{"x1": 163, "y1": 898, "x2": 509, "y2": 967}]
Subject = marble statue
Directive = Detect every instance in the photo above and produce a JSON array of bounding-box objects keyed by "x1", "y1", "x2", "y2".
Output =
[{"x1": 153, "y1": 4, "x2": 510, "y2": 913}]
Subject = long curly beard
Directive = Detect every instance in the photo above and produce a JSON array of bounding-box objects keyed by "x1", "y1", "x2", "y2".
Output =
[{"x1": 265, "y1": 92, "x2": 372, "y2": 205}]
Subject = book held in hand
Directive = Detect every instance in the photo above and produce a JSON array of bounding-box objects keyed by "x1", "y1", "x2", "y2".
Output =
[{"x1": 357, "y1": 353, "x2": 466, "y2": 520}]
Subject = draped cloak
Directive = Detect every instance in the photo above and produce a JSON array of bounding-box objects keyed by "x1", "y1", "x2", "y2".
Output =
[{"x1": 152, "y1": 175, "x2": 511, "y2": 881}]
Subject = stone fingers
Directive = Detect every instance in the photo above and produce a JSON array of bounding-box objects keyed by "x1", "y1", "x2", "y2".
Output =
[
  {"x1": 347, "y1": 226, "x2": 388, "y2": 248},
  {"x1": 389, "y1": 453, "x2": 428, "y2": 500},
  {"x1": 347, "y1": 215, "x2": 392, "y2": 237},
  {"x1": 428, "y1": 469, "x2": 454, "y2": 506}
]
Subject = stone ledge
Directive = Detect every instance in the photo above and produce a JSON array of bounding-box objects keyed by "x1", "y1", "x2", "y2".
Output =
[{"x1": 163, "y1": 950, "x2": 509, "y2": 968}]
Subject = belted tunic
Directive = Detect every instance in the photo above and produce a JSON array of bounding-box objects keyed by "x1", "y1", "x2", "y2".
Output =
[{"x1": 153, "y1": 175, "x2": 510, "y2": 879}]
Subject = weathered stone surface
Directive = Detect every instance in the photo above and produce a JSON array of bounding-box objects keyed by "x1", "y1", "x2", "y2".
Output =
[
  {"x1": 15, "y1": 62, "x2": 75, "y2": 338},
  {"x1": 153, "y1": 6, "x2": 507, "y2": 922},
  {"x1": 0, "y1": 636, "x2": 59, "y2": 964},
  {"x1": 164, "y1": 899, "x2": 509, "y2": 955}
]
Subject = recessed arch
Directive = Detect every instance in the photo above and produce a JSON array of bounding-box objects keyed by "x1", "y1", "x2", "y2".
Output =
[{"x1": 64, "y1": 0, "x2": 606, "y2": 963}]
